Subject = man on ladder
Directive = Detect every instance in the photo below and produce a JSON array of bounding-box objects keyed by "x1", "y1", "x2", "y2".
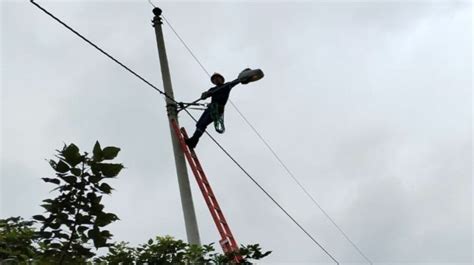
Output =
[{"x1": 185, "y1": 68, "x2": 264, "y2": 149}]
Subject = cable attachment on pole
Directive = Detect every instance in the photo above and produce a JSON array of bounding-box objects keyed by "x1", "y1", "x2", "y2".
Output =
[
  {"x1": 177, "y1": 102, "x2": 208, "y2": 113},
  {"x1": 166, "y1": 102, "x2": 178, "y2": 117}
]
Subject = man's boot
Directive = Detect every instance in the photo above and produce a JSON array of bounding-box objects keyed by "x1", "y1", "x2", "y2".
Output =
[
  {"x1": 185, "y1": 135, "x2": 199, "y2": 149},
  {"x1": 185, "y1": 129, "x2": 203, "y2": 149}
]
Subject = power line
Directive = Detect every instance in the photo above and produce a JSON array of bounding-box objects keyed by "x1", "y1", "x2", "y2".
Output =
[
  {"x1": 228, "y1": 103, "x2": 373, "y2": 264},
  {"x1": 29, "y1": 1, "x2": 339, "y2": 264},
  {"x1": 161, "y1": 11, "x2": 372, "y2": 265},
  {"x1": 29, "y1": 0, "x2": 177, "y2": 104},
  {"x1": 162, "y1": 16, "x2": 212, "y2": 78}
]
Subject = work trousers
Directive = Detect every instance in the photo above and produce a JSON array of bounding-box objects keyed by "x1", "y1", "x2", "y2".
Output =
[{"x1": 191, "y1": 107, "x2": 213, "y2": 139}]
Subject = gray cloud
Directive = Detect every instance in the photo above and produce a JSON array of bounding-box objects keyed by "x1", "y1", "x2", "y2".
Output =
[{"x1": 1, "y1": 1, "x2": 472, "y2": 264}]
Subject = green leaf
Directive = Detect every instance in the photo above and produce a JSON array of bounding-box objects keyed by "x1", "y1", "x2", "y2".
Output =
[
  {"x1": 56, "y1": 160, "x2": 70, "y2": 173},
  {"x1": 61, "y1": 175, "x2": 76, "y2": 184},
  {"x1": 92, "y1": 195, "x2": 103, "y2": 205},
  {"x1": 57, "y1": 213, "x2": 69, "y2": 222},
  {"x1": 93, "y1": 141, "x2": 103, "y2": 161},
  {"x1": 93, "y1": 236, "x2": 107, "y2": 248},
  {"x1": 33, "y1": 215, "x2": 46, "y2": 221},
  {"x1": 86, "y1": 192, "x2": 97, "y2": 200},
  {"x1": 88, "y1": 228, "x2": 98, "y2": 237},
  {"x1": 77, "y1": 226, "x2": 88, "y2": 234},
  {"x1": 42, "y1": 178, "x2": 60, "y2": 185},
  {"x1": 49, "y1": 222, "x2": 61, "y2": 229},
  {"x1": 95, "y1": 213, "x2": 118, "y2": 227},
  {"x1": 38, "y1": 231, "x2": 52, "y2": 238},
  {"x1": 98, "y1": 183, "x2": 112, "y2": 194},
  {"x1": 48, "y1": 159, "x2": 57, "y2": 170},
  {"x1": 102, "y1": 146, "x2": 120, "y2": 160},
  {"x1": 52, "y1": 229, "x2": 67, "y2": 238},
  {"x1": 98, "y1": 163, "x2": 124, "y2": 178},
  {"x1": 62, "y1": 143, "x2": 82, "y2": 167},
  {"x1": 71, "y1": 168, "x2": 82, "y2": 176},
  {"x1": 100, "y1": 230, "x2": 112, "y2": 239},
  {"x1": 90, "y1": 202, "x2": 105, "y2": 214},
  {"x1": 49, "y1": 242, "x2": 62, "y2": 249},
  {"x1": 90, "y1": 162, "x2": 101, "y2": 176},
  {"x1": 72, "y1": 244, "x2": 93, "y2": 256},
  {"x1": 76, "y1": 214, "x2": 92, "y2": 225},
  {"x1": 41, "y1": 203, "x2": 53, "y2": 212},
  {"x1": 89, "y1": 174, "x2": 102, "y2": 184},
  {"x1": 88, "y1": 228, "x2": 101, "y2": 246},
  {"x1": 55, "y1": 232, "x2": 70, "y2": 239}
]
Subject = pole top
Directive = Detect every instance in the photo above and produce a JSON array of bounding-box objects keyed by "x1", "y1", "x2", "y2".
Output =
[{"x1": 153, "y1": 7, "x2": 162, "y2": 17}]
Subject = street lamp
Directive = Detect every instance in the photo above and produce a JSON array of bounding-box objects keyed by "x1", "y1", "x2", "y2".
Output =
[{"x1": 238, "y1": 68, "x2": 264, "y2": 84}]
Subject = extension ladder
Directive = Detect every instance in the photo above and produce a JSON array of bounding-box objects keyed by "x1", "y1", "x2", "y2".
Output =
[{"x1": 170, "y1": 119, "x2": 242, "y2": 263}]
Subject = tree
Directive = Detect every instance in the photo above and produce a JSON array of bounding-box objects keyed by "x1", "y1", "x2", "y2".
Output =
[
  {"x1": 97, "y1": 236, "x2": 271, "y2": 264},
  {"x1": 208, "y1": 242, "x2": 272, "y2": 264},
  {"x1": 94, "y1": 241, "x2": 136, "y2": 265},
  {"x1": 32, "y1": 142, "x2": 123, "y2": 264},
  {"x1": 0, "y1": 217, "x2": 37, "y2": 262},
  {"x1": 1, "y1": 142, "x2": 272, "y2": 264}
]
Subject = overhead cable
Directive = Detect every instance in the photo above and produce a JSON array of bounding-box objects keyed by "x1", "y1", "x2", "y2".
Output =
[
  {"x1": 29, "y1": 0, "x2": 175, "y2": 103},
  {"x1": 161, "y1": 12, "x2": 372, "y2": 265},
  {"x1": 29, "y1": 1, "x2": 339, "y2": 264}
]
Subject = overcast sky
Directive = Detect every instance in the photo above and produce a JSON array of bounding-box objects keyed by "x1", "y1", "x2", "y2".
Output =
[{"x1": 1, "y1": 0, "x2": 472, "y2": 264}]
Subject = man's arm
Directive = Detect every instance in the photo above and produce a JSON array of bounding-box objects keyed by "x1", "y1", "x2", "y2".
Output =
[
  {"x1": 201, "y1": 78, "x2": 241, "y2": 99},
  {"x1": 228, "y1": 78, "x2": 241, "y2": 87}
]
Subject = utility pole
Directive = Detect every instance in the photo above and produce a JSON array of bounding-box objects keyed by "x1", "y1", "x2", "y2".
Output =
[{"x1": 152, "y1": 7, "x2": 201, "y2": 246}]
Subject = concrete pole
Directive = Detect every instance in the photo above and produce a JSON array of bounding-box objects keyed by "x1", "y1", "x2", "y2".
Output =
[{"x1": 152, "y1": 7, "x2": 201, "y2": 246}]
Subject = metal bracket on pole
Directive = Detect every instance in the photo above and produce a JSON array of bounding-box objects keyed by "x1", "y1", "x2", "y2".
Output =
[{"x1": 177, "y1": 102, "x2": 208, "y2": 113}]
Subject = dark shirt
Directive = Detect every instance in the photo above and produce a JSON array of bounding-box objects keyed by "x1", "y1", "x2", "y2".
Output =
[{"x1": 206, "y1": 79, "x2": 240, "y2": 112}]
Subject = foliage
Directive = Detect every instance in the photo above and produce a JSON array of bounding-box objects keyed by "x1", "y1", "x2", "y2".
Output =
[
  {"x1": 135, "y1": 236, "x2": 189, "y2": 264},
  {"x1": 1, "y1": 142, "x2": 271, "y2": 264},
  {"x1": 94, "y1": 241, "x2": 136, "y2": 265},
  {"x1": 97, "y1": 236, "x2": 271, "y2": 264},
  {"x1": 32, "y1": 141, "x2": 123, "y2": 264},
  {"x1": 0, "y1": 217, "x2": 37, "y2": 262},
  {"x1": 234, "y1": 244, "x2": 272, "y2": 264},
  {"x1": 210, "y1": 243, "x2": 272, "y2": 264}
]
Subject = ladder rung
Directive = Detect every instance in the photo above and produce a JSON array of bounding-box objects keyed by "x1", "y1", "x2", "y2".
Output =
[
  {"x1": 177, "y1": 125, "x2": 240, "y2": 254},
  {"x1": 204, "y1": 193, "x2": 215, "y2": 199}
]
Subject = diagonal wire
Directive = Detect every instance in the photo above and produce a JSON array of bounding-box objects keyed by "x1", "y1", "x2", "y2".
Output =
[
  {"x1": 162, "y1": 10, "x2": 373, "y2": 265},
  {"x1": 183, "y1": 109, "x2": 339, "y2": 265},
  {"x1": 29, "y1": 1, "x2": 339, "y2": 264},
  {"x1": 228, "y1": 103, "x2": 373, "y2": 264},
  {"x1": 29, "y1": 0, "x2": 177, "y2": 104},
  {"x1": 162, "y1": 16, "x2": 211, "y2": 78}
]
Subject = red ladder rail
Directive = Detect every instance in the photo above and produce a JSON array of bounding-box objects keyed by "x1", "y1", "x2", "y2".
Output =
[{"x1": 170, "y1": 119, "x2": 242, "y2": 262}]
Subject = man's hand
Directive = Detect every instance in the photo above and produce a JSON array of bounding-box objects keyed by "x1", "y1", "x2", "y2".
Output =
[{"x1": 200, "y1": 91, "x2": 210, "y2": 100}]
